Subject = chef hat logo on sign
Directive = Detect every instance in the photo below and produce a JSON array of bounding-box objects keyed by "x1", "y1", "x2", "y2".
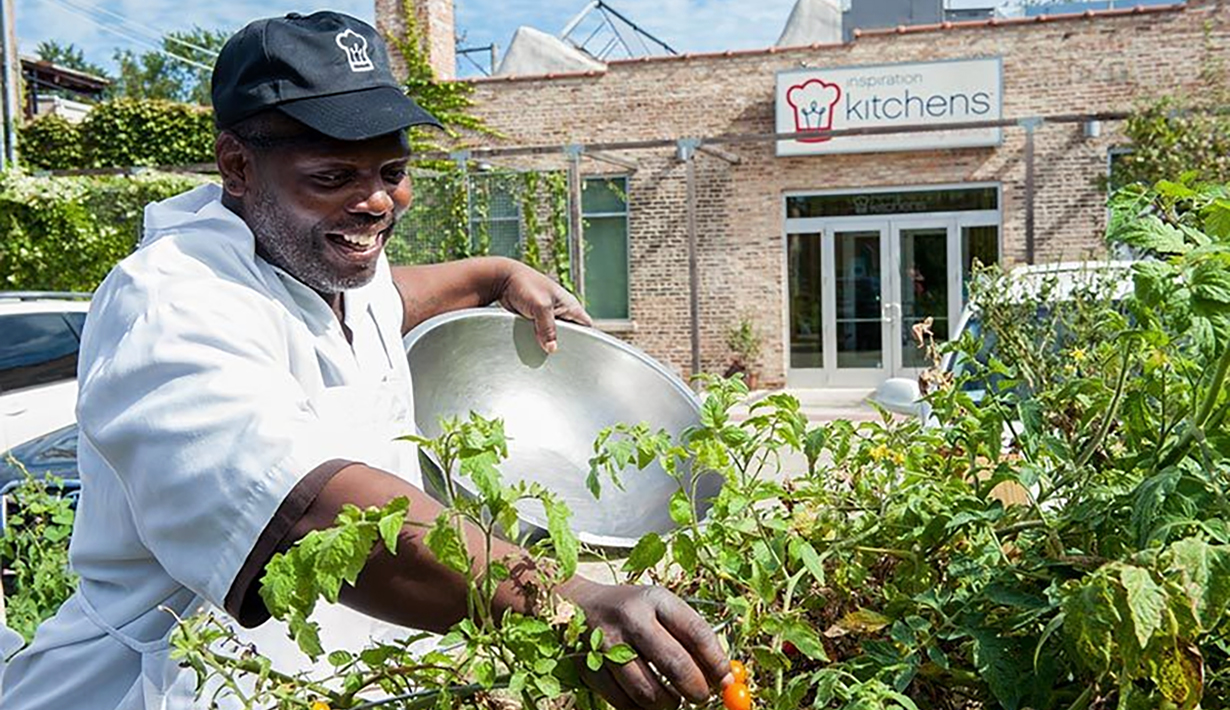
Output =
[
  {"x1": 335, "y1": 29, "x2": 374, "y2": 72},
  {"x1": 786, "y1": 79, "x2": 841, "y2": 143}
]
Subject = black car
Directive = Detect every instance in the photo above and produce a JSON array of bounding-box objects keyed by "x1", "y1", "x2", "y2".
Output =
[{"x1": 0, "y1": 424, "x2": 80, "y2": 533}]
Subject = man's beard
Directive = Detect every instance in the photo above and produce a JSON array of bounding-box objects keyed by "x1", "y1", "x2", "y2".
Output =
[{"x1": 246, "y1": 187, "x2": 391, "y2": 295}]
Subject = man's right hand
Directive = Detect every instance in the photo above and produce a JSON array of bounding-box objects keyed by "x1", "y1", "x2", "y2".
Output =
[{"x1": 559, "y1": 578, "x2": 734, "y2": 710}]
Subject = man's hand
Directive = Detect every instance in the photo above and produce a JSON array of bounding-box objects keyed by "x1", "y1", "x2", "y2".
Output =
[
  {"x1": 495, "y1": 260, "x2": 593, "y2": 353},
  {"x1": 560, "y1": 578, "x2": 733, "y2": 710}
]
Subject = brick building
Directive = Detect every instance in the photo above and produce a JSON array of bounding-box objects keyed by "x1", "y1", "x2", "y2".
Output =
[{"x1": 387, "y1": 0, "x2": 1229, "y2": 389}]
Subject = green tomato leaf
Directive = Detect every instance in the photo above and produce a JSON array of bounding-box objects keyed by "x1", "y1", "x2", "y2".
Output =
[
  {"x1": 605, "y1": 644, "x2": 637, "y2": 665},
  {"x1": 1112, "y1": 214, "x2": 1190, "y2": 255},
  {"x1": 377, "y1": 496, "x2": 409, "y2": 554},
  {"x1": 424, "y1": 514, "x2": 471, "y2": 575},
  {"x1": 623, "y1": 533, "x2": 666, "y2": 575},
  {"x1": 971, "y1": 631, "x2": 1027, "y2": 710},
  {"x1": 1120, "y1": 565, "x2": 1167, "y2": 651},
  {"x1": 1191, "y1": 259, "x2": 1230, "y2": 310},
  {"x1": 782, "y1": 620, "x2": 829, "y2": 661},
  {"x1": 545, "y1": 495, "x2": 578, "y2": 580},
  {"x1": 668, "y1": 488, "x2": 693, "y2": 526},
  {"x1": 790, "y1": 538, "x2": 827, "y2": 586},
  {"x1": 672, "y1": 532, "x2": 698, "y2": 573},
  {"x1": 474, "y1": 660, "x2": 496, "y2": 689}
]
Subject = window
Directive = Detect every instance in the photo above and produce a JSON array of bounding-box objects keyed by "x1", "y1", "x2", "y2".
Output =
[
  {"x1": 1107, "y1": 147, "x2": 1135, "y2": 192},
  {"x1": 787, "y1": 187, "x2": 998, "y2": 219},
  {"x1": 582, "y1": 177, "x2": 630, "y2": 320},
  {"x1": 0, "y1": 313, "x2": 82, "y2": 393}
]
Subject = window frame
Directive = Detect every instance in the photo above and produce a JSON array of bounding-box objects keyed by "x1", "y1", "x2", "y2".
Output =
[{"x1": 581, "y1": 175, "x2": 632, "y2": 322}]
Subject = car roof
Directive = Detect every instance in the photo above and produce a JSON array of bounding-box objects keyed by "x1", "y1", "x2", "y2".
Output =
[
  {"x1": 1001, "y1": 259, "x2": 1137, "y2": 302},
  {"x1": 942, "y1": 260, "x2": 1139, "y2": 374},
  {"x1": 0, "y1": 292, "x2": 91, "y2": 315}
]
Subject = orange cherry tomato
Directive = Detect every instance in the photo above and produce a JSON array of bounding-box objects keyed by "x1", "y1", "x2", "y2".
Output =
[
  {"x1": 729, "y1": 659, "x2": 748, "y2": 685},
  {"x1": 723, "y1": 682, "x2": 753, "y2": 710}
]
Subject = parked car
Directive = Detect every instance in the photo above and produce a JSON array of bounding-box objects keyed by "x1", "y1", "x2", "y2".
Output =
[
  {"x1": 0, "y1": 292, "x2": 91, "y2": 452},
  {"x1": 0, "y1": 423, "x2": 80, "y2": 534},
  {"x1": 873, "y1": 260, "x2": 1138, "y2": 421}
]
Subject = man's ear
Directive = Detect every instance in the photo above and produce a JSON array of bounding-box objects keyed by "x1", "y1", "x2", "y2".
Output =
[{"x1": 215, "y1": 131, "x2": 252, "y2": 198}]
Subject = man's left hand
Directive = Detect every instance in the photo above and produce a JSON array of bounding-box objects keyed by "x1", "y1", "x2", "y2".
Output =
[{"x1": 496, "y1": 260, "x2": 593, "y2": 353}]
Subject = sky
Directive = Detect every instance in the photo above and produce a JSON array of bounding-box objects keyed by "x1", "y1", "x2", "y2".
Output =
[{"x1": 14, "y1": 0, "x2": 815, "y2": 78}]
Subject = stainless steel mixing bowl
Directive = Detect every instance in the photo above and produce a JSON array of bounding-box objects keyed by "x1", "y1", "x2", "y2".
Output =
[{"x1": 404, "y1": 308, "x2": 721, "y2": 549}]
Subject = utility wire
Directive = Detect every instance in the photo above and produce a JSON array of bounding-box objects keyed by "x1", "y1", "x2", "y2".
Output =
[
  {"x1": 37, "y1": 0, "x2": 214, "y2": 71},
  {"x1": 53, "y1": 0, "x2": 219, "y2": 57}
]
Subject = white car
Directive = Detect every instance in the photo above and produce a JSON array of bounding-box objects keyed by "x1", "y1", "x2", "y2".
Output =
[
  {"x1": 873, "y1": 260, "x2": 1138, "y2": 421},
  {"x1": 0, "y1": 292, "x2": 91, "y2": 452}
]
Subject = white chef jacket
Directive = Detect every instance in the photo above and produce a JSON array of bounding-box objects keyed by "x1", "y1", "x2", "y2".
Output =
[{"x1": 0, "y1": 183, "x2": 423, "y2": 709}]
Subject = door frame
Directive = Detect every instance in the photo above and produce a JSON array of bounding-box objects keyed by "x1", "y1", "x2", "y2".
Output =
[{"x1": 784, "y1": 205, "x2": 1001, "y2": 388}]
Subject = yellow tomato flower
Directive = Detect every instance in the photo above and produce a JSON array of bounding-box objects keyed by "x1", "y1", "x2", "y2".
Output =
[{"x1": 311, "y1": 701, "x2": 331, "y2": 710}]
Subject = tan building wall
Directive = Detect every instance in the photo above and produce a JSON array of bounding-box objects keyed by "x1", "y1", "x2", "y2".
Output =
[
  {"x1": 460, "y1": 1, "x2": 1229, "y2": 387},
  {"x1": 376, "y1": 0, "x2": 456, "y2": 80}
]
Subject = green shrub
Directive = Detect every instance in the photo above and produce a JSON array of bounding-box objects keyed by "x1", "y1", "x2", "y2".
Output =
[
  {"x1": 17, "y1": 114, "x2": 83, "y2": 171},
  {"x1": 0, "y1": 170, "x2": 210, "y2": 291},
  {"x1": 80, "y1": 98, "x2": 214, "y2": 168},
  {"x1": 17, "y1": 98, "x2": 215, "y2": 171}
]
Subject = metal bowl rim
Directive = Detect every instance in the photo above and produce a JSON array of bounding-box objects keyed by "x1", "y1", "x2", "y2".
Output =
[
  {"x1": 403, "y1": 307, "x2": 704, "y2": 549},
  {"x1": 403, "y1": 308, "x2": 701, "y2": 411}
]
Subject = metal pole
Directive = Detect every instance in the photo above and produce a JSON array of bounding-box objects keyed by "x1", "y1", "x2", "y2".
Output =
[
  {"x1": 565, "y1": 145, "x2": 585, "y2": 299},
  {"x1": 1019, "y1": 118, "x2": 1042, "y2": 265},
  {"x1": 408, "y1": 112, "x2": 1137, "y2": 162},
  {"x1": 450, "y1": 150, "x2": 471, "y2": 256},
  {"x1": 0, "y1": 0, "x2": 17, "y2": 169},
  {"x1": 678, "y1": 139, "x2": 701, "y2": 384}
]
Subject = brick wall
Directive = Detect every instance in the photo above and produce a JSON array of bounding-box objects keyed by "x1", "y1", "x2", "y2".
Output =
[{"x1": 460, "y1": 1, "x2": 1229, "y2": 386}]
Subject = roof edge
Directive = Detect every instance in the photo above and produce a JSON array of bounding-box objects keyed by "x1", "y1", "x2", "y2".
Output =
[{"x1": 465, "y1": 2, "x2": 1187, "y2": 85}]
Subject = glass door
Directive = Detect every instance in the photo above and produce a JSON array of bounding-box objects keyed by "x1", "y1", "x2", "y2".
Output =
[
  {"x1": 891, "y1": 220, "x2": 955, "y2": 373},
  {"x1": 830, "y1": 224, "x2": 890, "y2": 386},
  {"x1": 787, "y1": 232, "x2": 824, "y2": 371}
]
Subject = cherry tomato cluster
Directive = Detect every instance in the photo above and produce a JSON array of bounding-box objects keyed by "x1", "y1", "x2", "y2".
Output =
[{"x1": 723, "y1": 660, "x2": 753, "y2": 710}]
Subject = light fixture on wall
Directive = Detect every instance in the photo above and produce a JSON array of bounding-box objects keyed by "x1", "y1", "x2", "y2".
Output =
[{"x1": 1084, "y1": 120, "x2": 1102, "y2": 139}]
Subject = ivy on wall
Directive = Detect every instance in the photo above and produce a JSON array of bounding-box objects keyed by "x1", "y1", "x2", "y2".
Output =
[
  {"x1": 1114, "y1": 97, "x2": 1230, "y2": 189},
  {"x1": 389, "y1": 167, "x2": 578, "y2": 296},
  {"x1": 1113, "y1": 29, "x2": 1230, "y2": 188}
]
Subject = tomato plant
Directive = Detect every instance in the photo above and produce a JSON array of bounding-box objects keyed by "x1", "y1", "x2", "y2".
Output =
[
  {"x1": 0, "y1": 465, "x2": 77, "y2": 643},
  {"x1": 170, "y1": 178, "x2": 1230, "y2": 709}
]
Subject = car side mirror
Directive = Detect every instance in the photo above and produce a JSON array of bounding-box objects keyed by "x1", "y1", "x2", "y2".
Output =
[{"x1": 872, "y1": 378, "x2": 923, "y2": 417}]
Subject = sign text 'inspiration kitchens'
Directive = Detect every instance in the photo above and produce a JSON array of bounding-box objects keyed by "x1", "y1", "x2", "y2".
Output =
[{"x1": 776, "y1": 58, "x2": 1003, "y2": 156}]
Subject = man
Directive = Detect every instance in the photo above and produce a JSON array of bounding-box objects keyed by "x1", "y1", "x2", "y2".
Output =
[{"x1": 0, "y1": 11, "x2": 730, "y2": 710}]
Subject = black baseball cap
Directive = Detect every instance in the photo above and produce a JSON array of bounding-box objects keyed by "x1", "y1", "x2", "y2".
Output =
[{"x1": 211, "y1": 11, "x2": 442, "y2": 140}]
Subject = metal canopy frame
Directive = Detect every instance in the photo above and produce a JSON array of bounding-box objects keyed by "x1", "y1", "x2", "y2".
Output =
[
  {"x1": 559, "y1": 1, "x2": 678, "y2": 61},
  {"x1": 47, "y1": 109, "x2": 1171, "y2": 382}
]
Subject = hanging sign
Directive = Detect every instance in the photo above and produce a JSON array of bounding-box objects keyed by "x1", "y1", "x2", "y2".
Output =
[{"x1": 776, "y1": 57, "x2": 1003, "y2": 156}]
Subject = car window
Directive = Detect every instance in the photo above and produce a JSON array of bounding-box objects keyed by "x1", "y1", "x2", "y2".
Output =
[
  {"x1": 0, "y1": 313, "x2": 81, "y2": 393},
  {"x1": 63, "y1": 312, "x2": 87, "y2": 339}
]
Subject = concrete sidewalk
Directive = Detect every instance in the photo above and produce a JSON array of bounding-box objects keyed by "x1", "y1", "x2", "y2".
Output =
[{"x1": 728, "y1": 387, "x2": 884, "y2": 423}]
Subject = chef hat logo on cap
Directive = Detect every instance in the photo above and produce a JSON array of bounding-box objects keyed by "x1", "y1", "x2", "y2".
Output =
[{"x1": 211, "y1": 10, "x2": 442, "y2": 141}]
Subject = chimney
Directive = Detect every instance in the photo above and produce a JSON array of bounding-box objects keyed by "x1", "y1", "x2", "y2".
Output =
[{"x1": 374, "y1": 0, "x2": 457, "y2": 81}]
